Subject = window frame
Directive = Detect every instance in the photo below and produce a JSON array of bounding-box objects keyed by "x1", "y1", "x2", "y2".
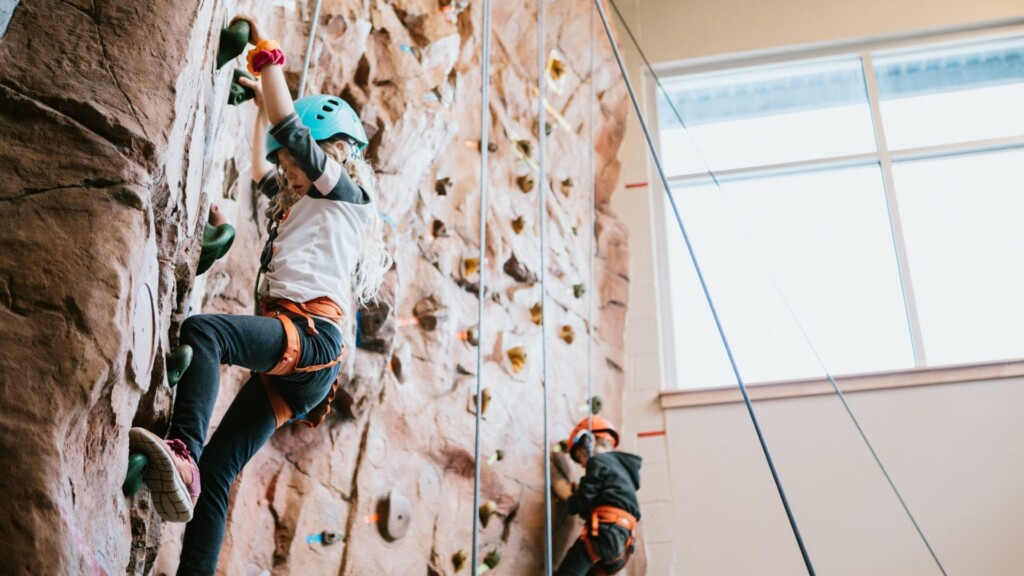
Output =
[{"x1": 647, "y1": 21, "x2": 1024, "y2": 396}]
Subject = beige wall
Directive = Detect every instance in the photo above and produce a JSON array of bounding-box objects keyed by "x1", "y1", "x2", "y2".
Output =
[{"x1": 613, "y1": 1, "x2": 1024, "y2": 574}]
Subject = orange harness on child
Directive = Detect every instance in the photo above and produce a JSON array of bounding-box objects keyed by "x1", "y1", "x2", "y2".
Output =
[
  {"x1": 258, "y1": 296, "x2": 346, "y2": 428},
  {"x1": 581, "y1": 505, "x2": 638, "y2": 576}
]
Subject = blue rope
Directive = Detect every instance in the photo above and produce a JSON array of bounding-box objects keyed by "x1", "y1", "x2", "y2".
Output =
[
  {"x1": 603, "y1": 2, "x2": 947, "y2": 574},
  {"x1": 593, "y1": 2, "x2": 816, "y2": 574},
  {"x1": 470, "y1": 0, "x2": 493, "y2": 572}
]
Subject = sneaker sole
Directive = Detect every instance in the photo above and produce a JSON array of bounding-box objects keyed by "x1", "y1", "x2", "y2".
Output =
[{"x1": 128, "y1": 428, "x2": 194, "y2": 523}]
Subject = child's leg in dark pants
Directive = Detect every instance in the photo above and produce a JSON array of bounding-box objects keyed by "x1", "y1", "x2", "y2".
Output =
[
  {"x1": 555, "y1": 538, "x2": 597, "y2": 576},
  {"x1": 168, "y1": 314, "x2": 284, "y2": 460},
  {"x1": 176, "y1": 375, "x2": 277, "y2": 576}
]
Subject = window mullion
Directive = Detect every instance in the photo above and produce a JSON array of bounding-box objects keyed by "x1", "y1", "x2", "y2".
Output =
[{"x1": 862, "y1": 52, "x2": 928, "y2": 367}]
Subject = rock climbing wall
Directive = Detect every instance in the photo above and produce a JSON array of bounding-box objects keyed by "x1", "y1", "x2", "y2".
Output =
[{"x1": 0, "y1": 0, "x2": 638, "y2": 574}]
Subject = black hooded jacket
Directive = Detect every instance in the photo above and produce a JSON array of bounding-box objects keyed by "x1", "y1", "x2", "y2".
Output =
[{"x1": 566, "y1": 451, "x2": 643, "y2": 520}]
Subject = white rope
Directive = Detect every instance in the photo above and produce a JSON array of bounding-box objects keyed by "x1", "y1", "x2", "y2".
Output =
[
  {"x1": 297, "y1": 0, "x2": 324, "y2": 99},
  {"x1": 586, "y1": 0, "x2": 597, "y2": 434},
  {"x1": 537, "y1": 1, "x2": 553, "y2": 574},
  {"x1": 470, "y1": 0, "x2": 493, "y2": 571}
]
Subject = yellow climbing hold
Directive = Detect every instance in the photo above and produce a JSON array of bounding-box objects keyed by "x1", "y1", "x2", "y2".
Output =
[
  {"x1": 507, "y1": 347, "x2": 527, "y2": 374},
  {"x1": 479, "y1": 500, "x2": 498, "y2": 528},
  {"x1": 560, "y1": 325, "x2": 575, "y2": 345},
  {"x1": 530, "y1": 303, "x2": 543, "y2": 325}
]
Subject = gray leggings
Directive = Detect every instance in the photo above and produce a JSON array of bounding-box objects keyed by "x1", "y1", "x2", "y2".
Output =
[{"x1": 168, "y1": 313, "x2": 342, "y2": 576}]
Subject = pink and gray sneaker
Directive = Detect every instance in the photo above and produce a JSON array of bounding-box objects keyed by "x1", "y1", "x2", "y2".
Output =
[{"x1": 128, "y1": 427, "x2": 201, "y2": 522}]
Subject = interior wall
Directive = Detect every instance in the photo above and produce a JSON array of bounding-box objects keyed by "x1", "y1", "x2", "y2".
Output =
[{"x1": 612, "y1": 1, "x2": 1024, "y2": 574}]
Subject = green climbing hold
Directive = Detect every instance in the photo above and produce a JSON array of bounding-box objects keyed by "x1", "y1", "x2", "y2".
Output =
[
  {"x1": 228, "y1": 68, "x2": 256, "y2": 106},
  {"x1": 197, "y1": 222, "x2": 236, "y2": 275},
  {"x1": 123, "y1": 452, "x2": 149, "y2": 497},
  {"x1": 217, "y1": 20, "x2": 251, "y2": 69},
  {"x1": 166, "y1": 344, "x2": 193, "y2": 386}
]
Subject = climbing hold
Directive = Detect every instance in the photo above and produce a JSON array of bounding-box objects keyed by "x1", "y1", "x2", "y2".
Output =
[
  {"x1": 553, "y1": 440, "x2": 567, "y2": 453},
  {"x1": 462, "y1": 257, "x2": 480, "y2": 278},
  {"x1": 358, "y1": 301, "x2": 393, "y2": 352},
  {"x1": 484, "y1": 548, "x2": 502, "y2": 569},
  {"x1": 479, "y1": 500, "x2": 498, "y2": 528},
  {"x1": 511, "y1": 216, "x2": 526, "y2": 235},
  {"x1": 514, "y1": 139, "x2": 532, "y2": 158},
  {"x1": 560, "y1": 177, "x2": 574, "y2": 198},
  {"x1": 413, "y1": 297, "x2": 446, "y2": 331},
  {"x1": 466, "y1": 326, "x2": 479, "y2": 347},
  {"x1": 503, "y1": 253, "x2": 536, "y2": 283},
  {"x1": 467, "y1": 140, "x2": 499, "y2": 153},
  {"x1": 487, "y1": 449, "x2": 504, "y2": 465},
  {"x1": 516, "y1": 174, "x2": 534, "y2": 193},
  {"x1": 390, "y1": 344, "x2": 410, "y2": 383},
  {"x1": 573, "y1": 283, "x2": 586, "y2": 299},
  {"x1": 545, "y1": 48, "x2": 568, "y2": 94},
  {"x1": 166, "y1": 344, "x2": 193, "y2": 387},
  {"x1": 197, "y1": 222, "x2": 236, "y2": 275},
  {"x1": 452, "y1": 550, "x2": 468, "y2": 572},
  {"x1": 571, "y1": 226, "x2": 578, "y2": 236},
  {"x1": 560, "y1": 325, "x2": 575, "y2": 345},
  {"x1": 507, "y1": 347, "x2": 527, "y2": 374},
  {"x1": 306, "y1": 530, "x2": 344, "y2": 545},
  {"x1": 123, "y1": 452, "x2": 149, "y2": 497},
  {"x1": 501, "y1": 504, "x2": 519, "y2": 542},
  {"x1": 381, "y1": 488, "x2": 412, "y2": 542},
  {"x1": 227, "y1": 68, "x2": 256, "y2": 106},
  {"x1": 471, "y1": 387, "x2": 492, "y2": 415},
  {"x1": 432, "y1": 219, "x2": 448, "y2": 238},
  {"x1": 530, "y1": 303, "x2": 543, "y2": 325},
  {"x1": 435, "y1": 177, "x2": 452, "y2": 196},
  {"x1": 217, "y1": 20, "x2": 251, "y2": 69},
  {"x1": 590, "y1": 395, "x2": 603, "y2": 415}
]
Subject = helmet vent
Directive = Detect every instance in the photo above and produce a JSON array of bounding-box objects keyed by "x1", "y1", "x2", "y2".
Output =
[
  {"x1": 316, "y1": 114, "x2": 326, "y2": 120},
  {"x1": 323, "y1": 105, "x2": 336, "y2": 112}
]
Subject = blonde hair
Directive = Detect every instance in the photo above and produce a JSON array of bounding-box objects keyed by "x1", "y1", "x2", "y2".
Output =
[{"x1": 266, "y1": 139, "x2": 392, "y2": 307}]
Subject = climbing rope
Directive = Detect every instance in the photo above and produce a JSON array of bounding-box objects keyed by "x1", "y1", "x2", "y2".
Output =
[
  {"x1": 297, "y1": 0, "x2": 325, "y2": 99},
  {"x1": 601, "y1": 2, "x2": 947, "y2": 574},
  {"x1": 593, "y1": 1, "x2": 817, "y2": 574},
  {"x1": 586, "y1": 0, "x2": 597, "y2": 436},
  {"x1": 470, "y1": 0, "x2": 493, "y2": 572},
  {"x1": 537, "y1": 1, "x2": 554, "y2": 574}
]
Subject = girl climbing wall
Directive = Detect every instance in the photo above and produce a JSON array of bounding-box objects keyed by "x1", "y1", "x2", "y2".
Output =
[{"x1": 128, "y1": 13, "x2": 390, "y2": 575}]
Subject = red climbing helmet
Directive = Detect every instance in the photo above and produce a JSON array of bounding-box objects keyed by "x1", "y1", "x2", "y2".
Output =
[{"x1": 567, "y1": 416, "x2": 620, "y2": 453}]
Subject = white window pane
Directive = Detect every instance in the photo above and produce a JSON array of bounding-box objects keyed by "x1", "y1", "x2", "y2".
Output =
[
  {"x1": 892, "y1": 149, "x2": 1024, "y2": 365},
  {"x1": 657, "y1": 58, "x2": 877, "y2": 175},
  {"x1": 875, "y1": 37, "x2": 1024, "y2": 150},
  {"x1": 666, "y1": 166, "x2": 915, "y2": 388}
]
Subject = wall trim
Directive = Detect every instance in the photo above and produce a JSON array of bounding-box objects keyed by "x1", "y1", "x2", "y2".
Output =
[{"x1": 659, "y1": 360, "x2": 1024, "y2": 409}]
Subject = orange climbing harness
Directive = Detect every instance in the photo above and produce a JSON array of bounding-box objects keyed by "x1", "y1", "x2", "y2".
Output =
[
  {"x1": 581, "y1": 505, "x2": 638, "y2": 576},
  {"x1": 259, "y1": 296, "x2": 346, "y2": 429}
]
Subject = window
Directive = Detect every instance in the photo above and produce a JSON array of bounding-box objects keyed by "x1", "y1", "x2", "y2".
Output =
[{"x1": 655, "y1": 31, "x2": 1024, "y2": 389}]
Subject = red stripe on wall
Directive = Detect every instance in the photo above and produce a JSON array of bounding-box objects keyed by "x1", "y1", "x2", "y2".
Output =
[
  {"x1": 625, "y1": 181, "x2": 649, "y2": 189},
  {"x1": 637, "y1": 430, "x2": 666, "y2": 438}
]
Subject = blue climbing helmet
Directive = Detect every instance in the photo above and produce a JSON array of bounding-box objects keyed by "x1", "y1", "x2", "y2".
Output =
[{"x1": 266, "y1": 94, "x2": 368, "y2": 162}]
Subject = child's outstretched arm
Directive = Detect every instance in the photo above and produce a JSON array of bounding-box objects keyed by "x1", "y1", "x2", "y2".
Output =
[
  {"x1": 238, "y1": 75, "x2": 275, "y2": 188},
  {"x1": 231, "y1": 15, "x2": 294, "y2": 125}
]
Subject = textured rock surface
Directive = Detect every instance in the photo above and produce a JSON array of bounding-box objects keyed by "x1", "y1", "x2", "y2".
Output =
[{"x1": 0, "y1": 0, "x2": 639, "y2": 574}]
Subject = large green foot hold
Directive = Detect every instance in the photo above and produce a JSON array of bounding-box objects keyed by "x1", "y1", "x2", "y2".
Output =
[
  {"x1": 228, "y1": 68, "x2": 256, "y2": 106},
  {"x1": 123, "y1": 452, "x2": 150, "y2": 497},
  {"x1": 166, "y1": 344, "x2": 193, "y2": 387},
  {"x1": 217, "y1": 20, "x2": 250, "y2": 69},
  {"x1": 197, "y1": 222, "x2": 236, "y2": 275}
]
